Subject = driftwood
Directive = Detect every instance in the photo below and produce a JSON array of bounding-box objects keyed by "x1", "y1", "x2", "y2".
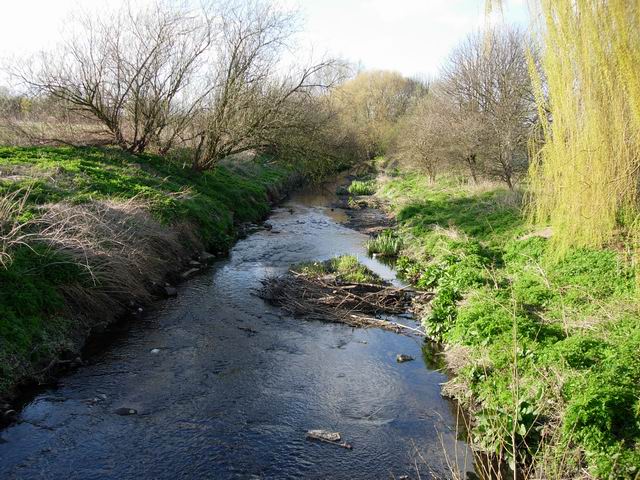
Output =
[{"x1": 259, "y1": 271, "x2": 432, "y2": 337}]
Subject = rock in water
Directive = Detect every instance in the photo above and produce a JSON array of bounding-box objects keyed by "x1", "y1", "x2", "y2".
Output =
[
  {"x1": 396, "y1": 354, "x2": 414, "y2": 363},
  {"x1": 180, "y1": 268, "x2": 200, "y2": 279},
  {"x1": 200, "y1": 252, "x2": 216, "y2": 263},
  {"x1": 306, "y1": 430, "x2": 341, "y2": 442},
  {"x1": 164, "y1": 286, "x2": 177, "y2": 297},
  {"x1": 114, "y1": 407, "x2": 137, "y2": 416}
]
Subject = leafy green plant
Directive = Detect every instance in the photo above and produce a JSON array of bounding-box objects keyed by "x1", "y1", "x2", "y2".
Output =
[
  {"x1": 474, "y1": 396, "x2": 543, "y2": 472},
  {"x1": 380, "y1": 171, "x2": 639, "y2": 476},
  {"x1": 348, "y1": 179, "x2": 376, "y2": 196},
  {"x1": 366, "y1": 229, "x2": 402, "y2": 257}
]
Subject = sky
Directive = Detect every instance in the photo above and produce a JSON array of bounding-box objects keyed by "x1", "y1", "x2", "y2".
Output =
[{"x1": 0, "y1": 0, "x2": 530, "y2": 87}]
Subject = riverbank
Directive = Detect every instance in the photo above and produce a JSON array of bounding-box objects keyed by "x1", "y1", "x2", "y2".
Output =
[
  {"x1": 0, "y1": 172, "x2": 471, "y2": 479},
  {"x1": 0, "y1": 146, "x2": 297, "y2": 407},
  {"x1": 359, "y1": 169, "x2": 639, "y2": 479}
]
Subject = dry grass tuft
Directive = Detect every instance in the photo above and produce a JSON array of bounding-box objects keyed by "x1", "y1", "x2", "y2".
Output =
[
  {"x1": 0, "y1": 187, "x2": 34, "y2": 268},
  {"x1": 36, "y1": 197, "x2": 202, "y2": 317}
]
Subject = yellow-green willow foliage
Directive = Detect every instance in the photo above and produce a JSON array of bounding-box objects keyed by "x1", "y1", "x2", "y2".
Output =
[{"x1": 528, "y1": 0, "x2": 640, "y2": 258}]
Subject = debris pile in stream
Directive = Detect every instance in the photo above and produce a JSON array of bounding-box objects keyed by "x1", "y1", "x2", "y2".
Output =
[{"x1": 258, "y1": 257, "x2": 432, "y2": 336}]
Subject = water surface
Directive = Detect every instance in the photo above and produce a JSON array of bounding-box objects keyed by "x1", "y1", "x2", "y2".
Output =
[{"x1": 0, "y1": 183, "x2": 473, "y2": 479}]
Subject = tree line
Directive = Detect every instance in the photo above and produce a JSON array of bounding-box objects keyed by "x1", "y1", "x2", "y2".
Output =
[
  {"x1": 0, "y1": 1, "x2": 354, "y2": 176},
  {"x1": 0, "y1": 1, "x2": 536, "y2": 190}
]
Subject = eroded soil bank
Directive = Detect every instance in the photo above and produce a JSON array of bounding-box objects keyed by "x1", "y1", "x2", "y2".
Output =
[{"x1": 0, "y1": 178, "x2": 475, "y2": 479}]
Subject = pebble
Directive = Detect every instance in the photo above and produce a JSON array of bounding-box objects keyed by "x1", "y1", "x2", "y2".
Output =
[
  {"x1": 150, "y1": 348, "x2": 161, "y2": 354},
  {"x1": 396, "y1": 354, "x2": 414, "y2": 363},
  {"x1": 200, "y1": 252, "x2": 216, "y2": 263},
  {"x1": 114, "y1": 407, "x2": 137, "y2": 416}
]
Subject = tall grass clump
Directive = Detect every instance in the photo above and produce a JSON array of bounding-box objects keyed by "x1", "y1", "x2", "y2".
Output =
[
  {"x1": 528, "y1": 1, "x2": 640, "y2": 262},
  {"x1": 348, "y1": 179, "x2": 376, "y2": 196},
  {"x1": 366, "y1": 230, "x2": 402, "y2": 257},
  {"x1": 0, "y1": 188, "x2": 32, "y2": 268}
]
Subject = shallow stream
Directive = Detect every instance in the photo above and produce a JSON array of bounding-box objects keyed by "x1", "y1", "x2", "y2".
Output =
[{"x1": 0, "y1": 182, "x2": 474, "y2": 479}]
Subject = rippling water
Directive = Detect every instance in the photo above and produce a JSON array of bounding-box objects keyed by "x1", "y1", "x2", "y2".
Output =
[{"x1": 0, "y1": 183, "x2": 474, "y2": 479}]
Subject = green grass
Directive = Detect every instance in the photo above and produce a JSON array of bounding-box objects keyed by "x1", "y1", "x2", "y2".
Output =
[
  {"x1": 294, "y1": 255, "x2": 383, "y2": 284},
  {"x1": 0, "y1": 146, "x2": 292, "y2": 398},
  {"x1": 348, "y1": 179, "x2": 376, "y2": 196},
  {"x1": 0, "y1": 146, "x2": 290, "y2": 248},
  {"x1": 379, "y1": 171, "x2": 639, "y2": 479},
  {"x1": 366, "y1": 229, "x2": 403, "y2": 257}
]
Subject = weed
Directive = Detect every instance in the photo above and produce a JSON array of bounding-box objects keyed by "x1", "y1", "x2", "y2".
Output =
[
  {"x1": 366, "y1": 229, "x2": 402, "y2": 257},
  {"x1": 348, "y1": 179, "x2": 376, "y2": 196}
]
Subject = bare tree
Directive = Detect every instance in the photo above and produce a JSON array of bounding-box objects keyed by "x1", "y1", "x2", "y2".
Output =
[
  {"x1": 12, "y1": 1, "x2": 215, "y2": 153},
  {"x1": 441, "y1": 28, "x2": 535, "y2": 188},
  {"x1": 394, "y1": 95, "x2": 449, "y2": 183},
  {"x1": 190, "y1": 1, "x2": 345, "y2": 170}
]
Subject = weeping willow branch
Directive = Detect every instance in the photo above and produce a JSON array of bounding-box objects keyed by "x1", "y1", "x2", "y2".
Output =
[{"x1": 527, "y1": 0, "x2": 640, "y2": 264}]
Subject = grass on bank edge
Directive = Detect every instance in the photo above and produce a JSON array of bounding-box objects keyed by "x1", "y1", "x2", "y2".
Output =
[
  {"x1": 372, "y1": 171, "x2": 639, "y2": 479},
  {"x1": 0, "y1": 146, "x2": 292, "y2": 397}
]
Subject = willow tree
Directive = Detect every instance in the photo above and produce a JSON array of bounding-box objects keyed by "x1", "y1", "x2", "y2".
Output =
[
  {"x1": 528, "y1": 1, "x2": 640, "y2": 258},
  {"x1": 333, "y1": 71, "x2": 427, "y2": 159}
]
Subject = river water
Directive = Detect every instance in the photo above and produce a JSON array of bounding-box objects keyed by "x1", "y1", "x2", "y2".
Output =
[{"x1": 0, "y1": 183, "x2": 474, "y2": 479}]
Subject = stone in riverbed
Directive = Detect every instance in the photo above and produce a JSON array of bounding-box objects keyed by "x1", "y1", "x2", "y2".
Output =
[
  {"x1": 200, "y1": 252, "x2": 216, "y2": 263},
  {"x1": 396, "y1": 354, "x2": 414, "y2": 363},
  {"x1": 306, "y1": 430, "x2": 341, "y2": 442},
  {"x1": 114, "y1": 407, "x2": 137, "y2": 416},
  {"x1": 181, "y1": 268, "x2": 200, "y2": 279},
  {"x1": 164, "y1": 286, "x2": 178, "y2": 297}
]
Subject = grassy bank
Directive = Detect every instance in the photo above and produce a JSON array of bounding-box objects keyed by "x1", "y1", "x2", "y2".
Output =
[
  {"x1": 0, "y1": 146, "x2": 293, "y2": 401},
  {"x1": 372, "y1": 172, "x2": 639, "y2": 479}
]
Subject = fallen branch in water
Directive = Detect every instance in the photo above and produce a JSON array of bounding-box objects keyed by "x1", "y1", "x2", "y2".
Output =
[{"x1": 258, "y1": 271, "x2": 432, "y2": 337}]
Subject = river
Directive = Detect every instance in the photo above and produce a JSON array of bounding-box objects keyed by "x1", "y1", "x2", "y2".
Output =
[{"x1": 0, "y1": 181, "x2": 475, "y2": 479}]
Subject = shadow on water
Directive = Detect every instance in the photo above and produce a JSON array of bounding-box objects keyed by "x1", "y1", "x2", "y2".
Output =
[{"x1": 0, "y1": 176, "x2": 478, "y2": 479}]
